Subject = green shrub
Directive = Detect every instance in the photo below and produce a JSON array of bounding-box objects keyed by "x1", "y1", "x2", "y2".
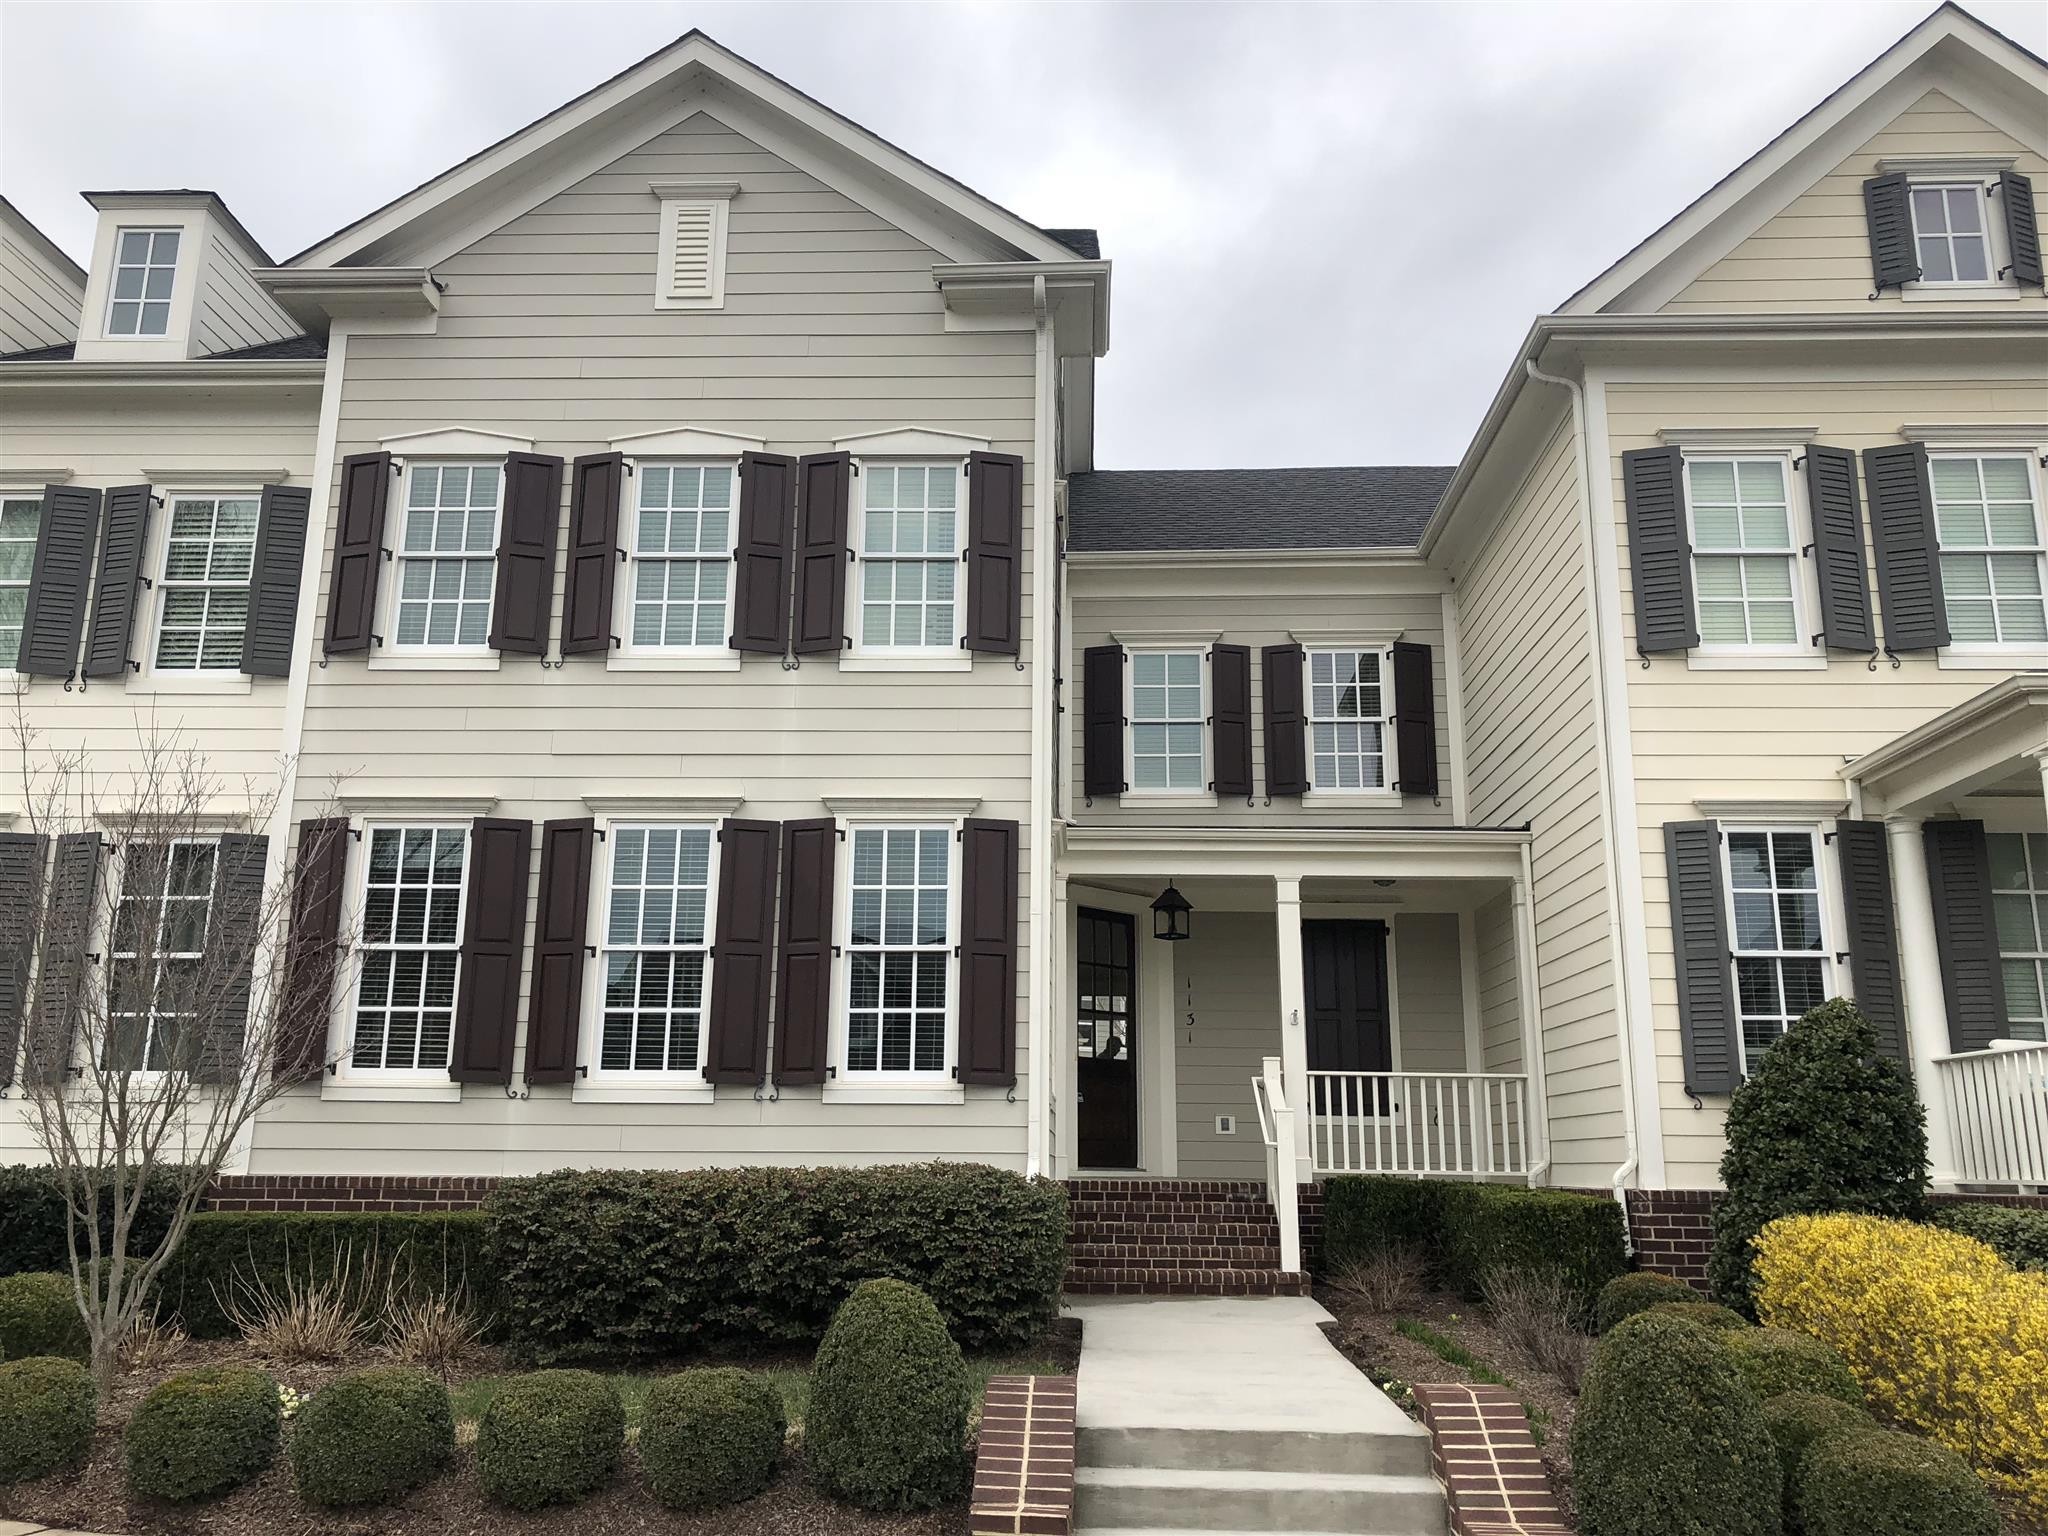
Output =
[
  {"x1": 1760, "y1": 1393, "x2": 1875, "y2": 1514},
  {"x1": 1932, "y1": 1202, "x2": 2048, "y2": 1272},
  {"x1": 482, "y1": 1163, "x2": 1066, "y2": 1364},
  {"x1": 1711, "y1": 1000, "x2": 1927, "y2": 1314},
  {"x1": 1795, "y1": 1428, "x2": 1997, "y2": 1536},
  {"x1": 0, "y1": 1163, "x2": 184, "y2": 1279},
  {"x1": 1570, "y1": 1312, "x2": 1781, "y2": 1536},
  {"x1": 1724, "y1": 1329, "x2": 1864, "y2": 1408},
  {"x1": 640, "y1": 1367, "x2": 785, "y2": 1510},
  {"x1": 1644, "y1": 1300, "x2": 1752, "y2": 1331},
  {"x1": 125, "y1": 1365, "x2": 279, "y2": 1502},
  {"x1": 476, "y1": 1369, "x2": 623, "y2": 1510},
  {"x1": 1596, "y1": 1271, "x2": 1700, "y2": 1333},
  {"x1": 0, "y1": 1356, "x2": 96, "y2": 1481},
  {"x1": 0, "y1": 1271, "x2": 88, "y2": 1363},
  {"x1": 806, "y1": 1279, "x2": 971, "y2": 1511},
  {"x1": 289, "y1": 1366, "x2": 455, "y2": 1508}
]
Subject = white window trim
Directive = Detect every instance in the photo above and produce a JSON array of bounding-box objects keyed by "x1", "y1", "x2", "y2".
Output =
[
  {"x1": 0, "y1": 488, "x2": 44, "y2": 681},
  {"x1": 372, "y1": 458, "x2": 504, "y2": 668},
  {"x1": 1303, "y1": 642, "x2": 1402, "y2": 802},
  {"x1": 1719, "y1": 821, "x2": 1844, "y2": 1078},
  {"x1": 610, "y1": 457, "x2": 741, "y2": 665},
  {"x1": 131, "y1": 488, "x2": 261, "y2": 696},
  {"x1": 1122, "y1": 643, "x2": 1213, "y2": 805},
  {"x1": 650, "y1": 180, "x2": 733, "y2": 311},
  {"x1": 1683, "y1": 450, "x2": 1821, "y2": 664},
  {"x1": 846, "y1": 457, "x2": 969, "y2": 661},
  {"x1": 103, "y1": 835, "x2": 219, "y2": 1081},
  {"x1": 1902, "y1": 176, "x2": 2013, "y2": 296},
  {"x1": 1931, "y1": 448, "x2": 2048, "y2": 666},
  {"x1": 1982, "y1": 827, "x2": 2048, "y2": 1045}
]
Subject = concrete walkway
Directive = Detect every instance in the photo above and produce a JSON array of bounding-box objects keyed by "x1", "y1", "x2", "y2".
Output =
[{"x1": 2, "y1": 1523, "x2": 108, "y2": 1536}]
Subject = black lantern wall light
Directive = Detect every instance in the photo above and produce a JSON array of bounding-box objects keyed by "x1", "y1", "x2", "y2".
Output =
[{"x1": 1150, "y1": 882, "x2": 1193, "y2": 942}]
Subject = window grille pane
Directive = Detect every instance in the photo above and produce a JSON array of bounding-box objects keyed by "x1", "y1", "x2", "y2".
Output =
[
  {"x1": 395, "y1": 466, "x2": 499, "y2": 649},
  {"x1": 845, "y1": 824, "x2": 950, "y2": 1077},
  {"x1": 1934, "y1": 456, "x2": 2046, "y2": 644},
  {"x1": 351, "y1": 826, "x2": 467, "y2": 1071}
]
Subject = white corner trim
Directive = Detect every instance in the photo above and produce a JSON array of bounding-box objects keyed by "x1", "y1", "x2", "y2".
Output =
[
  {"x1": 611, "y1": 424, "x2": 766, "y2": 456},
  {"x1": 1656, "y1": 425, "x2": 1818, "y2": 448},
  {"x1": 339, "y1": 793, "x2": 500, "y2": 819},
  {"x1": 380, "y1": 425, "x2": 534, "y2": 456},
  {"x1": 1111, "y1": 629, "x2": 1222, "y2": 648},
  {"x1": 1900, "y1": 422, "x2": 2048, "y2": 448},
  {"x1": 1874, "y1": 155, "x2": 2018, "y2": 177},
  {"x1": 583, "y1": 793, "x2": 745, "y2": 817},
  {"x1": 835, "y1": 425, "x2": 992, "y2": 455},
  {"x1": 1290, "y1": 626, "x2": 1404, "y2": 648},
  {"x1": 1, "y1": 468, "x2": 74, "y2": 484},
  {"x1": 142, "y1": 469, "x2": 290, "y2": 488},
  {"x1": 821, "y1": 794, "x2": 982, "y2": 819},
  {"x1": 1694, "y1": 798, "x2": 1850, "y2": 820},
  {"x1": 648, "y1": 178, "x2": 739, "y2": 201}
]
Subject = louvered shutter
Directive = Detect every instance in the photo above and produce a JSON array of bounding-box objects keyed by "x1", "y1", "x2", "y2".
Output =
[
  {"x1": 82, "y1": 484, "x2": 152, "y2": 678},
  {"x1": 23, "y1": 832, "x2": 100, "y2": 1086},
  {"x1": 1863, "y1": 173, "x2": 1919, "y2": 290},
  {"x1": 705, "y1": 819, "x2": 778, "y2": 1084},
  {"x1": 449, "y1": 818, "x2": 532, "y2": 1084},
  {"x1": 525, "y1": 818, "x2": 594, "y2": 1085},
  {"x1": 1390, "y1": 641, "x2": 1438, "y2": 797},
  {"x1": 958, "y1": 818, "x2": 1019, "y2": 1087},
  {"x1": 560, "y1": 453, "x2": 623, "y2": 656},
  {"x1": 241, "y1": 484, "x2": 313, "y2": 677},
  {"x1": 1924, "y1": 819, "x2": 2009, "y2": 1053},
  {"x1": 1803, "y1": 446, "x2": 1875, "y2": 652},
  {"x1": 2001, "y1": 171, "x2": 2043, "y2": 288},
  {"x1": 772, "y1": 817, "x2": 835, "y2": 1086},
  {"x1": 1211, "y1": 644, "x2": 1253, "y2": 798},
  {"x1": 18, "y1": 485, "x2": 102, "y2": 680},
  {"x1": 0, "y1": 833, "x2": 48, "y2": 1092},
  {"x1": 964, "y1": 451, "x2": 1024, "y2": 656},
  {"x1": 1665, "y1": 820, "x2": 1738, "y2": 1095},
  {"x1": 1082, "y1": 645, "x2": 1125, "y2": 798},
  {"x1": 732, "y1": 451, "x2": 796, "y2": 654},
  {"x1": 194, "y1": 833, "x2": 267, "y2": 1082},
  {"x1": 792, "y1": 453, "x2": 851, "y2": 656},
  {"x1": 1262, "y1": 642, "x2": 1309, "y2": 797},
  {"x1": 488, "y1": 452, "x2": 564, "y2": 657},
  {"x1": 1622, "y1": 446, "x2": 1697, "y2": 654},
  {"x1": 323, "y1": 452, "x2": 393, "y2": 655},
  {"x1": 1834, "y1": 819, "x2": 1905, "y2": 1062},
  {"x1": 1863, "y1": 443, "x2": 1949, "y2": 652},
  {"x1": 277, "y1": 816, "x2": 349, "y2": 1082}
]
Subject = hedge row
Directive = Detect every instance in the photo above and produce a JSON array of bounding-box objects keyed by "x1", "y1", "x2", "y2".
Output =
[
  {"x1": 1932, "y1": 1202, "x2": 2048, "y2": 1272},
  {"x1": 0, "y1": 1164, "x2": 185, "y2": 1278}
]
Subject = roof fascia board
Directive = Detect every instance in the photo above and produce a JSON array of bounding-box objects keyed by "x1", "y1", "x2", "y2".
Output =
[
  {"x1": 0, "y1": 198, "x2": 86, "y2": 288},
  {"x1": 85, "y1": 190, "x2": 276, "y2": 269},
  {"x1": 0, "y1": 361, "x2": 325, "y2": 389}
]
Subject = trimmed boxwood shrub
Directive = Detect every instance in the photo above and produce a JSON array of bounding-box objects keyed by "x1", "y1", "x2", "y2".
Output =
[
  {"x1": 640, "y1": 1367, "x2": 785, "y2": 1510},
  {"x1": 1322, "y1": 1177, "x2": 1627, "y2": 1303},
  {"x1": 289, "y1": 1366, "x2": 455, "y2": 1508},
  {"x1": 126, "y1": 1365, "x2": 280, "y2": 1502},
  {"x1": 0, "y1": 1356, "x2": 97, "y2": 1481},
  {"x1": 1570, "y1": 1312, "x2": 1781, "y2": 1536},
  {"x1": 476, "y1": 1369, "x2": 623, "y2": 1510},
  {"x1": 807, "y1": 1279, "x2": 971, "y2": 1511},
  {"x1": 1760, "y1": 1393, "x2": 1875, "y2": 1509},
  {"x1": 0, "y1": 1271, "x2": 88, "y2": 1362},
  {"x1": 1795, "y1": 1428, "x2": 1998, "y2": 1536},
  {"x1": 1644, "y1": 1300, "x2": 1751, "y2": 1331},
  {"x1": 1932, "y1": 1202, "x2": 2048, "y2": 1272},
  {"x1": 0, "y1": 1163, "x2": 183, "y2": 1279},
  {"x1": 1724, "y1": 1329, "x2": 1864, "y2": 1408},
  {"x1": 1596, "y1": 1271, "x2": 1700, "y2": 1333},
  {"x1": 483, "y1": 1163, "x2": 1066, "y2": 1364}
]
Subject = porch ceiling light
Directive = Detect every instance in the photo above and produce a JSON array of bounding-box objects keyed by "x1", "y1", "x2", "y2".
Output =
[{"x1": 1151, "y1": 882, "x2": 1193, "y2": 942}]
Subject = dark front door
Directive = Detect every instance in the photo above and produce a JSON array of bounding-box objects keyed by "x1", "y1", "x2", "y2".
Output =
[
  {"x1": 1076, "y1": 907, "x2": 1138, "y2": 1168},
  {"x1": 1303, "y1": 919, "x2": 1392, "y2": 1113}
]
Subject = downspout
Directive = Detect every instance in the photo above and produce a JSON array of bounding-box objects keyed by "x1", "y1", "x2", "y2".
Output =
[{"x1": 1025, "y1": 275, "x2": 1055, "y2": 1177}]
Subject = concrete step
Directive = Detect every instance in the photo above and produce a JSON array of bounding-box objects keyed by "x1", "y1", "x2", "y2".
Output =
[
  {"x1": 1078, "y1": 1423, "x2": 1433, "y2": 1478},
  {"x1": 1076, "y1": 1466, "x2": 1448, "y2": 1534}
]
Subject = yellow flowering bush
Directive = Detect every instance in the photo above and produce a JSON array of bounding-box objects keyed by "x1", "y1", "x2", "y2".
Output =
[{"x1": 1752, "y1": 1211, "x2": 2048, "y2": 1516}]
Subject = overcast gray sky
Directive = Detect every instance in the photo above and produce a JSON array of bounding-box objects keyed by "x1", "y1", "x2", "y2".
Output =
[{"x1": 4, "y1": 2, "x2": 2043, "y2": 468}]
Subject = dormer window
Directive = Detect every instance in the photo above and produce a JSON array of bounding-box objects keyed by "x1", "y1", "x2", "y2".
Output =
[
  {"x1": 107, "y1": 228, "x2": 180, "y2": 335},
  {"x1": 1909, "y1": 183, "x2": 1994, "y2": 284}
]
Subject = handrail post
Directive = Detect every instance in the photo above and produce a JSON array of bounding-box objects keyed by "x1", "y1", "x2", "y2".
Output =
[{"x1": 1261, "y1": 1056, "x2": 1302, "y2": 1274}]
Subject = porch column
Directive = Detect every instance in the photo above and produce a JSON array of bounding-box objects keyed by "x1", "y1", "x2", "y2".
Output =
[
  {"x1": 1885, "y1": 815, "x2": 1960, "y2": 1187},
  {"x1": 1274, "y1": 875, "x2": 1312, "y2": 1181}
]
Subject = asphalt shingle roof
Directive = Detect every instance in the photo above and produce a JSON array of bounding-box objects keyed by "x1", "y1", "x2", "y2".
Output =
[
  {"x1": 0, "y1": 335, "x2": 327, "y2": 363},
  {"x1": 1066, "y1": 467, "x2": 1454, "y2": 553},
  {"x1": 1042, "y1": 227, "x2": 1101, "y2": 259}
]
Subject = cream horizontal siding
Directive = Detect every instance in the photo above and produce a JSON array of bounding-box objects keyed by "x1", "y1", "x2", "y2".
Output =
[
  {"x1": 1475, "y1": 890, "x2": 1523, "y2": 1075},
  {"x1": 193, "y1": 240, "x2": 298, "y2": 356},
  {"x1": 0, "y1": 223, "x2": 82, "y2": 353}
]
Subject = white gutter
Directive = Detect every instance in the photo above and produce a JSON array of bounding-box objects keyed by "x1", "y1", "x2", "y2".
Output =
[{"x1": 1025, "y1": 275, "x2": 1055, "y2": 1178}]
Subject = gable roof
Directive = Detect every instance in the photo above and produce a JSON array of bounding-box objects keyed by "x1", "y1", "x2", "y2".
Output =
[
  {"x1": 1067, "y1": 467, "x2": 1452, "y2": 554},
  {"x1": 0, "y1": 196, "x2": 86, "y2": 288}
]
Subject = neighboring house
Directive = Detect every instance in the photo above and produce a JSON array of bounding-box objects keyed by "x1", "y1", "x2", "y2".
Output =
[{"x1": 0, "y1": 6, "x2": 2041, "y2": 1281}]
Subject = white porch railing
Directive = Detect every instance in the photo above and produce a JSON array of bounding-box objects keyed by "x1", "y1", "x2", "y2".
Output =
[
  {"x1": 1308, "y1": 1071, "x2": 1533, "y2": 1180},
  {"x1": 1251, "y1": 1056, "x2": 1302, "y2": 1273},
  {"x1": 1938, "y1": 1041, "x2": 2048, "y2": 1190}
]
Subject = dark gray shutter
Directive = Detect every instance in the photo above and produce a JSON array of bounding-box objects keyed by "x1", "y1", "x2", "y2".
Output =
[
  {"x1": 323, "y1": 452, "x2": 393, "y2": 655},
  {"x1": 1665, "y1": 820, "x2": 1738, "y2": 1095},
  {"x1": 1390, "y1": 641, "x2": 1438, "y2": 797},
  {"x1": 1924, "y1": 819, "x2": 2009, "y2": 1054},
  {"x1": 732, "y1": 451, "x2": 795, "y2": 654},
  {"x1": 241, "y1": 484, "x2": 312, "y2": 677},
  {"x1": 449, "y1": 818, "x2": 532, "y2": 1084},
  {"x1": 525, "y1": 818, "x2": 594, "y2": 1085},
  {"x1": 1834, "y1": 819, "x2": 1905, "y2": 1062},
  {"x1": 2001, "y1": 171, "x2": 2043, "y2": 288},
  {"x1": 964, "y1": 451, "x2": 1024, "y2": 656},
  {"x1": 82, "y1": 484, "x2": 153, "y2": 678},
  {"x1": 958, "y1": 818, "x2": 1019, "y2": 1088},
  {"x1": 705, "y1": 818, "x2": 779, "y2": 1084},
  {"x1": 1863, "y1": 173, "x2": 1919, "y2": 290},
  {"x1": 560, "y1": 452, "x2": 623, "y2": 656},
  {"x1": 1622, "y1": 446, "x2": 1696, "y2": 654},
  {"x1": 277, "y1": 816, "x2": 349, "y2": 1083},
  {"x1": 1262, "y1": 642, "x2": 1308, "y2": 797},
  {"x1": 1803, "y1": 445, "x2": 1875, "y2": 652},
  {"x1": 772, "y1": 817, "x2": 835, "y2": 1086},
  {"x1": 488, "y1": 452, "x2": 564, "y2": 657},
  {"x1": 1082, "y1": 645, "x2": 1125, "y2": 798},
  {"x1": 195, "y1": 833, "x2": 267, "y2": 1082},
  {"x1": 0, "y1": 833, "x2": 48, "y2": 1091},
  {"x1": 1211, "y1": 644, "x2": 1253, "y2": 799},
  {"x1": 792, "y1": 452, "x2": 851, "y2": 656},
  {"x1": 24, "y1": 832, "x2": 101, "y2": 1086},
  {"x1": 1864, "y1": 442, "x2": 1949, "y2": 652},
  {"x1": 18, "y1": 485, "x2": 103, "y2": 680}
]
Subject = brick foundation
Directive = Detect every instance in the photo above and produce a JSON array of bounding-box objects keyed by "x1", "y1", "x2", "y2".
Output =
[
  {"x1": 1413, "y1": 1383, "x2": 1568, "y2": 1535},
  {"x1": 970, "y1": 1374, "x2": 1076, "y2": 1535},
  {"x1": 205, "y1": 1174, "x2": 500, "y2": 1212}
]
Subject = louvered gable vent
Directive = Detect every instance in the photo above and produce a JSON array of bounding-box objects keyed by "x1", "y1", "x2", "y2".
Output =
[
  {"x1": 651, "y1": 180, "x2": 735, "y2": 311},
  {"x1": 669, "y1": 204, "x2": 716, "y2": 300}
]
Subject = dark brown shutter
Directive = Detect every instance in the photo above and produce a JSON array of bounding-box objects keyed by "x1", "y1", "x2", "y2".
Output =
[
  {"x1": 792, "y1": 452, "x2": 851, "y2": 655},
  {"x1": 0, "y1": 833, "x2": 48, "y2": 1092},
  {"x1": 323, "y1": 451, "x2": 393, "y2": 655},
  {"x1": 1665, "y1": 820, "x2": 1738, "y2": 1095},
  {"x1": 1211, "y1": 643, "x2": 1253, "y2": 798},
  {"x1": 1390, "y1": 640, "x2": 1438, "y2": 797},
  {"x1": 24, "y1": 832, "x2": 101, "y2": 1086},
  {"x1": 965, "y1": 451, "x2": 1024, "y2": 656},
  {"x1": 1803, "y1": 445, "x2": 1875, "y2": 652},
  {"x1": 704, "y1": 818, "x2": 779, "y2": 1084},
  {"x1": 2002, "y1": 171, "x2": 2043, "y2": 288},
  {"x1": 277, "y1": 816, "x2": 349, "y2": 1082},
  {"x1": 1082, "y1": 645, "x2": 1125, "y2": 798},
  {"x1": 449, "y1": 818, "x2": 532, "y2": 1084},
  {"x1": 1262, "y1": 642, "x2": 1309, "y2": 797},
  {"x1": 560, "y1": 452, "x2": 623, "y2": 656},
  {"x1": 194, "y1": 833, "x2": 267, "y2": 1082},
  {"x1": 82, "y1": 483, "x2": 153, "y2": 678},
  {"x1": 772, "y1": 817, "x2": 836, "y2": 1086},
  {"x1": 1924, "y1": 819, "x2": 2009, "y2": 1054},
  {"x1": 732, "y1": 451, "x2": 796, "y2": 654},
  {"x1": 958, "y1": 818, "x2": 1019, "y2": 1087},
  {"x1": 1834, "y1": 819, "x2": 1904, "y2": 1062},
  {"x1": 1864, "y1": 442, "x2": 1948, "y2": 652},
  {"x1": 525, "y1": 817, "x2": 594, "y2": 1085},
  {"x1": 18, "y1": 484, "x2": 102, "y2": 680},
  {"x1": 242, "y1": 484, "x2": 313, "y2": 677},
  {"x1": 488, "y1": 451, "x2": 564, "y2": 656},
  {"x1": 1863, "y1": 173, "x2": 1919, "y2": 290},
  {"x1": 1622, "y1": 445, "x2": 1696, "y2": 654}
]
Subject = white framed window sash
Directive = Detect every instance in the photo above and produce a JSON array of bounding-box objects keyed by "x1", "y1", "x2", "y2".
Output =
[
  {"x1": 847, "y1": 458, "x2": 968, "y2": 659},
  {"x1": 105, "y1": 226, "x2": 181, "y2": 337},
  {"x1": 1718, "y1": 821, "x2": 1843, "y2": 1076},
  {"x1": 613, "y1": 459, "x2": 739, "y2": 662},
  {"x1": 1905, "y1": 179, "x2": 2009, "y2": 289},
  {"x1": 1122, "y1": 645, "x2": 1211, "y2": 801},
  {"x1": 1304, "y1": 643, "x2": 1400, "y2": 799},
  {"x1": 135, "y1": 488, "x2": 261, "y2": 694},
  {"x1": 1684, "y1": 451, "x2": 1821, "y2": 661},
  {"x1": 1931, "y1": 448, "x2": 2048, "y2": 663},
  {"x1": 1983, "y1": 828, "x2": 2048, "y2": 1045},
  {"x1": 104, "y1": 835, "x2": 219, "y2": 1078},
  {"x1": 380, "y1": 459, "x2": 504, "y2": 661},
  {"x1": 0, "y1": 489, "x2": 43, "y2": 677}
]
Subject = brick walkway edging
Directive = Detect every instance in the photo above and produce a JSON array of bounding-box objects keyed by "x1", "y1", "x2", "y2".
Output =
[
  {"x1": 970, "y1": 1375, "x2": 1076, "y2": 1535},
  {"x1": 1412, "y1": 1382, "x2": 1571, "y2": 1535}
]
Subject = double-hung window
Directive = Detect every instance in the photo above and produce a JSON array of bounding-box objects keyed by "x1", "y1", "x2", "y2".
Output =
[
  {"x1": 627, "y1": 464, "x2": 733, "y2": 651},
  {"x1": 106, "y1": 840, "x2": 216, "y2": 1072},
  {"x1": 1987, "y1": 832, "x2": 2048, "y2": 1043},
  {"x1": 844, "y1": 824, "x2": 953, "y2": 1078},
  {"x1": 351, "y1": 825, "x2": 466, "y2": 1073},
  {"x1": 107, "y1": 228, "x2": 179, "y2": 337},
  {"x1": 1688, "y1": 457, "x2": 1801, "y2": 649},
  {"x1": 155, "y1": 495, "x2": 258, "y2": 671},
  {"x1": 394, "y1": 462, "x2": 500, "y2": 651},
  {"x1": 595, "y1": 824, "x2": 715, "y2": 1076},
  {"x1": 1308, "y1": 647, "x2": 1392, "y2": 791},
  {"x1": 1128, "y1": 650, "x2": 1205, "y2": 792},
  {"x1": 0, "y1": 495, "x2": 38, "y2": 670},
  {"x1": 1909, "y1": 183, "x2": 1995, "y2": 285},
  {"x1": 1723, "y1": 827, "x2": 1831, "y2": 1071},
  {"x1": 1932, "y1": 454, "x2": 2047, "y2": 646},
  {"x1": 857, "y1": 463, "x2": 961, "y2": 652}
]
